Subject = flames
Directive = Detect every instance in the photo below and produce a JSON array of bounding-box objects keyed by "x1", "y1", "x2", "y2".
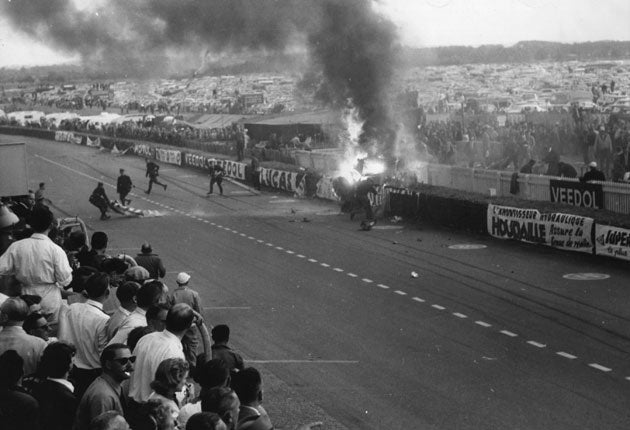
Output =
[{"x1": 335, "y1": 106, "x2": 385, "y2": 183}]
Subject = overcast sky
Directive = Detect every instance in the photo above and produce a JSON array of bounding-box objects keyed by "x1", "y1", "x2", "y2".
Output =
[{"x1": 0, "y1": 0, "x2": 629, "y2": 68}]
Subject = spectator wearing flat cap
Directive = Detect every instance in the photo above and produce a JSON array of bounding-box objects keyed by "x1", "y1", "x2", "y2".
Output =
[{"x1": 135, "y1": 243, "x2": 166, "y2": 279}]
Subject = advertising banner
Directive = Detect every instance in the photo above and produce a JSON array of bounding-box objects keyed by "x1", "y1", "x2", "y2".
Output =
[
  {"x1": 260, "y1": 168, "x2": 304, "y2": 193},
  {"x1": 549, "y1": 179, "x2": 603, "y2": 209},
  {"x1": 182, "y1": 153, "x2": 212, "y2": 171},
  {"x1": 155, "y1": 148, "x2": 181, "y2": 166},
  {"x1": 55, "y1": 131, "x2": 75, "y2": 142},
  {"x1": 216, "y1": 160, "x2": 246, "y2": 181},
  {"x1": 594, "y1": 224, "x2": 630, "y2": 261},
  {"x1": 487, "y1": 204, "x2": 593, "y2": 253},
  {"x1": 315, "y1": 176, "x2": 339, "y2": 201},
  {"x1": 133, "y1": 143, "x2": 153, "y2": 158}
]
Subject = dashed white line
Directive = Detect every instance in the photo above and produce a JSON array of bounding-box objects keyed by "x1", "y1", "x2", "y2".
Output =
[
  {"x1": 431, "y1": 304, "x2": 445, "y2": 310},
  {"x1": 452, "y1": 312, "x2": 467, "y2": 319},
  {"x1": 286, "y1": 250, "x2": 295, "y2": 254},
  {"x1": 347, "y1": 273, "x2": 358, "y2": 278},
  {"x1": 362, "y1": 278, "x2": 373, "y2": 283},
  {"x1": 475, "y1": 321, "x2": 492, "y2": 328},
  {"x1": 248, "y1": 236, "x2": 255, "y2": 240},
  {"x1": 395, "y1": 290, "x2": 407, "y2": 296},
  {"x1": 556, "y1": 351, "x2": 577, "y2": 360},
  {"x1": 320, "y1": 263, "x2": 330, "y2": 267},
  {"x1": 257, "y1": 239, "x2": 264, "y2": 243},
  {"x1": 308, "y1": 258, "x2": 318, "y2": 263},
  {"x1": 377, "y1": 284, "x2": 389, "y2": 289},
  {"x1": 588, "y1": 363, "x2": 612, "y2": 372},
  {"x1": 275, "y1": 246, "x2": 284, "y2": 250},
  {"x1": 266, "y1": 243, "x2": 273, "y2": 247},
  {"x1": 333, "y1": 268, "x2": 344, "y2": 272},
  {"x1": 297, "y1": 254, "x2": 306, "y2": 258},
  {"x1": 412, "y1": 297, "x2": 424, "y2": 302},
  {"x1": 240, "y1": 233, "x2": 246, "y2": 237},
  {"x1": 500, "y1": 330, "x2": 518, "y2": 337},
  {"x1": 527, "y1": 341, "x2": 546, "y2": 348}
]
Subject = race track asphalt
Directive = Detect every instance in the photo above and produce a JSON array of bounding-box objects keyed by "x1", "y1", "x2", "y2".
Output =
[{"x1": 12, "y1": 134, "x2": 630, "y2": 430}]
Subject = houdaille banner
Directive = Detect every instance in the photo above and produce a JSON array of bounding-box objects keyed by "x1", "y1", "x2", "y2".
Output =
[{"x1": 487, "y1": 204, "x2": 594, "y2": 254}]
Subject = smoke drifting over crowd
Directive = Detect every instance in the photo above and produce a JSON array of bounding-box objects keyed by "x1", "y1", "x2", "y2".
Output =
[{"x1": 2, "y1": 0, "x2": 400, "y2": 150}]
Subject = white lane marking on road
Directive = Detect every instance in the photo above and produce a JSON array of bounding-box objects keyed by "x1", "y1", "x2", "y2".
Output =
[
  {"x1": 240, "y1": 233, "x2": 246, "y2": 237},
  {"x1": 395, "y1": 290, "x2": 407, "y2": 296},
  {"x1": 556, "y1": 352, "x2": 577, "y2": 360},
  {"x1": 431, "y1": 304, "x2": 445, "y2": 310},
  {"x1": 448, "y1": 244, "x2": 487, "y2": 250},
  {"x1": 269, "y1": 199, "x2": 297, "y2": 204},
  {"x1": 333, "y1": 268, "x2": 344, "y2": 272},
  {"x1": 320, "y1": 263, "x2": 330, "y2": 267},
  {"x1": 257, "y1": 239, "x2": 264, "y2": 243},
  {"x1": 475, "y1": 321, "x2": 492, "y2": 328},
  {"x1": 452, "y1": 312, "x2": 467, "y2": 318},
  {"x1": 308, "y1": 258, "x2": 318, "y2": 263},
  {"x1": 297, "y1": 254, "x2": 306, "y2": 258},
  {"x1": 203, "y1": 307, "x2": 251, "y2": 310},
  {"x1": 275, "y1": 246, "x2": 284, "y2": 250},
  {"x1": 588, "y1": 363, "x2": 612, "y2": 372},
  {"x1": 527, "y1": 341, "x2": 546, "y2": 348},
  {"x1": 247, "y1": 360, "x2": 359, "y2": 364},
  {"x1": 563, "y1": 273, "x2": 610, "y2": 281},
  {"x1": 347, "y1": 273, "x2": 358, "y2": 277},
  {"x1": 217, "y1": 225, "x2": 223, "y2": 228},
  {"x1": 362, "y1": 278, "x2": 373, "y2": 283},
  {"x1": 266, "y1": 243, "x2": 273, "y2": 247},
  {"x1": 412, "y1": 297, "x2": 425, "y2": 302},
  {"x1": 248, "y1": 236, "x2": 255, "y2": 240},
  {"x1": 203, "y1": 220, "x2": 209, "y2": 223},
  {"x1": 286, "y1": 250, "x2": 295, "y2": 254},
  {"x1": 500, "y1": 330, "x2": 518, "y2": 337},
  {"x1": 377, "y1": 284, "x2": 389, "y2": 289}
]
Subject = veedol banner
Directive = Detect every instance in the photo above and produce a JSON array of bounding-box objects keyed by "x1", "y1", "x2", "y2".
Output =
[
  {"x1": 183, "y1": 153, "x2": 212, "y2": 171},
  {"x1": 216, "y1": 160, "x2": 246, "y2": 181},
  {"x1": 155, "y1": 148, "x2": 181, "y2": 166},
  {"x1": 487, "y1": 204, "x2": 593, "y2": 253},
  {"x1": 133, "y1": 143, "x2": 153, "y2": 158},
  {"x1": 549, "y1": 179, "x2": 603, "y2": 209},
  {"x1": 260, "y1": 168, "x2": 303, "y2": 192},
  {"x1": 594, "y1": 224, "x2": 630, "y2": 261}
]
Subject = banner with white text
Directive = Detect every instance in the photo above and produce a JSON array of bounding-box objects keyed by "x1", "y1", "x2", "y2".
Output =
[
  {"x1": 487, "y1": 204, "x2": 593, "y2": 253},
  {"x1": 260, "y1": 168, "x2": 304, "y2": 193},
  {"x1": 594, "y1": 224, "x2": 630, "y2": 261}
]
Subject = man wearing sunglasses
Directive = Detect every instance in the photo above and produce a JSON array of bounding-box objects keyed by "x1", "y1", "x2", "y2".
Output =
[{"x1": 74, "y1": 343, "x2": 135, "y2": 430}]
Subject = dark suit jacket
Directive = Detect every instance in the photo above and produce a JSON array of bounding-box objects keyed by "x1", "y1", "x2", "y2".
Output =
[{"x1": 30, "y1": 379, "x2": 77, "y2": 430}]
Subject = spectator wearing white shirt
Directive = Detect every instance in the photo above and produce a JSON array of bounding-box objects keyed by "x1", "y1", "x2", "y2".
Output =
[
  {"x1": 0, "y1": 206, "x2": 72, "y2": 327},
  {"x1": 128, "y1": 304, "x2": 197, "y2": 404},
  {"x1": 107, "y1": 281, "x2": 163, "y2": 345},
  {"x1": 58, "y1": 272, "x2": 110, "y2": 399},
  {"x1": 105, "y1": 281, "x2": 140, "y2": 341}
]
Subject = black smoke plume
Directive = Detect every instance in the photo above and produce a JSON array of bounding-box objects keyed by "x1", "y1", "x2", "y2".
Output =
[{"x1": 2, "y1": 0, "x2": 399, "y2": 148}]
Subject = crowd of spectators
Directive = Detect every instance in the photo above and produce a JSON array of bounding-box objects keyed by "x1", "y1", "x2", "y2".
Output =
[
  {"x1": 0, "y1": 204, "x2": 322, "y2": 430},
  {"x1": 416, "y1": 112, "x2": 630, "y2": 181},
  {"x1": 0, "y1": 106, "x2": 240, "y2": 147}
]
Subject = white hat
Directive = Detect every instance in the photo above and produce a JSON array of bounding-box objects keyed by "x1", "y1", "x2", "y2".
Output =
[
  {"x1": 176, "y1": 272, "x2": 191, "y2": 285},
  {"x1": 588, "y1": 161, "x2": 597, "y2": 168}
]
